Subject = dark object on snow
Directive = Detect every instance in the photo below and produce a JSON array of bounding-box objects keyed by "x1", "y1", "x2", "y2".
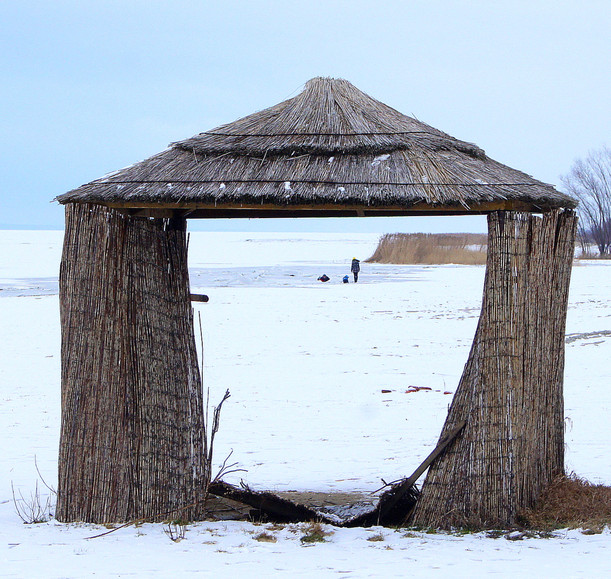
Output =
[
  {"x1": 351, "y1": 258, "x2": 360, "y2": 283},
  {"x1": 318, "y1": 274, "x2": 330, "y2": 282},
  {"x1": 342, "y1": 275, "x2": 349, "y2": 283}
]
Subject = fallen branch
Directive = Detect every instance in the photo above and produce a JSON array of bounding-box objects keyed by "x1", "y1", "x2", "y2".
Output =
[
  {"x1": 208, "y1": 481, "x2": 335, "y2": 524},
  {"x1": 345, "y1": 420, "x2": 467, "y2": 527},
  {"x1": 84, "y1": 496, "x2": 207, "y2": 540}
]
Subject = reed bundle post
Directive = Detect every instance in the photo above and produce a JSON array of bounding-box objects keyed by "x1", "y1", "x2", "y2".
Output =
[
  {"x1": 410, "y1": 209, "x2": 577, "y2": 529},
  {"x1": 57, "y1": 203, "x2": 205, "y2": 523}
]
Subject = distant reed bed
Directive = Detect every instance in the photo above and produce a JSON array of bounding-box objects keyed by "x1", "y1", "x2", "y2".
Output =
[{"x1": 366, "y1": 232, "x2": 488, "y2": 265}]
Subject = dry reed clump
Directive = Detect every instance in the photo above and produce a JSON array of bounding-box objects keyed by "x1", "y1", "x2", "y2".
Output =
[
  {"x1": 519, "y1": 474, "x2": 611, "y2": 532},
  {"x1": 366, "y1": 233, "x2": 487, "y2": 265}
]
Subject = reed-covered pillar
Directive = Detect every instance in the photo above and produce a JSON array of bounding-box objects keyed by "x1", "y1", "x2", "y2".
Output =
[
  {"x1": 57, "y1": 203, "x2": 205, "y2": 523},
  {"x1": 411, "y1": 210, "x2": 577, "y2": 529}
]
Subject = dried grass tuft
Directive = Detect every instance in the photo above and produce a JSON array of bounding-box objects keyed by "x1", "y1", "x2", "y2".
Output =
[
  {"x1": 299, "y1": 522, "x2": 333, "y2": 544},
  {"x1": 253, "y1": 531, "x2": 277, "y2": 543},
  {"x1": 519, "y1": 474, "x2": 611, "y2": 531},
  {"x1": 366, "y1": 232, "x2": 487, "y2": 265}
]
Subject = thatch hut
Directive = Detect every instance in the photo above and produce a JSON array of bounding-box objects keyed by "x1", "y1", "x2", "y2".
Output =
[{"x1": 56, "y1": 77, "x2": 577, "y2": 527}]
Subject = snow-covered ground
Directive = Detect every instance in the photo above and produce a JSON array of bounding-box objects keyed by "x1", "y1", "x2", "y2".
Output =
[{"x1": 1, "y1": 229, "x2": 610, "y2": 578}]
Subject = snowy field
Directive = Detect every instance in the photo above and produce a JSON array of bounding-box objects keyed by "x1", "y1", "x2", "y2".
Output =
[{"x1": 1, "y1": 229, "x2": 610, "y2": 578}]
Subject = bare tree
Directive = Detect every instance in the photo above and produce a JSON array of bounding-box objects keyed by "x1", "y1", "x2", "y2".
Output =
[{"x1": 561, "y1": 146, "x2": 611, "y2": 257}]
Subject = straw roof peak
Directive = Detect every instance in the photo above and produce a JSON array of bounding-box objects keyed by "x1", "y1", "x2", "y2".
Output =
[{"x1": 172, "y1": 76, "x2": 486, "y2": 158}]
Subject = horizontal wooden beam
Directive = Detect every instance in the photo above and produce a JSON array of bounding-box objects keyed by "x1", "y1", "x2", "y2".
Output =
[{"x1": 104, "y1": 199, "x2": 553, "y2": 219}]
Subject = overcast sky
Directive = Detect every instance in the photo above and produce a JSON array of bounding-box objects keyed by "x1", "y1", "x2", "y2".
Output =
[{"x1": 1, "y1": 1, "x2": 609, "y2": 232}]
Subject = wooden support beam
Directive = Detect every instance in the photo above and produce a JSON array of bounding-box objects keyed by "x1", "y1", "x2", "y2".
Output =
[
  {"x1": 98, "y1": 199, "x2": 554, "y2": 219},
  {"x1": 190, "y1": 293, "x2": 209, "y2": 303}
]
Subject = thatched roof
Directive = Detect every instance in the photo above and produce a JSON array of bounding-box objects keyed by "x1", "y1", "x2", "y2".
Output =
[{"x1": 57, "y1": 77, "x2": 576, "y2": 217}]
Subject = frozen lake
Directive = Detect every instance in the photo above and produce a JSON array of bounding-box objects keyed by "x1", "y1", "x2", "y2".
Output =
[{"x1": 1, "y1": 230, "x2": 610, "y2": 577}]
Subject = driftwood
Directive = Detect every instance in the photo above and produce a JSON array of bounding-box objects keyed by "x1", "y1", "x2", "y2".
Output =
[
  {"x1": 57, "y1": 204, "x2": 206, "y2": 523},
  {"x1": 411, "y1": 210, "x2": 577, "y2": 529},
  {"x1": 208, "y1": 422, "x2": 466, "y2": 527},
  {"x1": 208, "y1": 481, "x2": 330, "y2": 524}
]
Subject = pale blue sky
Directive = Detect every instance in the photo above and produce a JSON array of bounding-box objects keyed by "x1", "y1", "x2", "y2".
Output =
[{"x1": 1, "y1": 1, "x2": 609, "y2": 232}]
